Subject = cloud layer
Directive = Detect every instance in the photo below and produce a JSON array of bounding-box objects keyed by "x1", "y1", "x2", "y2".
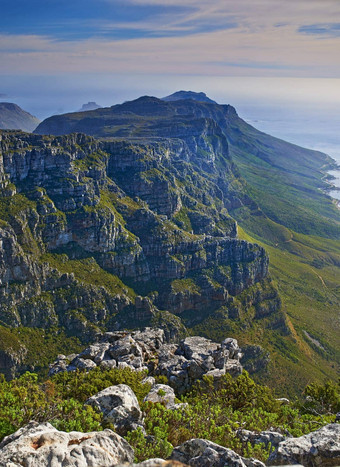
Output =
[{"x1": 1, "y1": 0, "x2": 340, "y2": 78}]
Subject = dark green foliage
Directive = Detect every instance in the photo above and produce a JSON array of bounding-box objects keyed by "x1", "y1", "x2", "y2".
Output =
[
  {"x1": 9, "y1": 327, "x2": 82, "y2": 375},
  {"x1": 51, "y1": 366, "x2": 151, "y2": 404},
  {"x1": 301, "y1": 379, "x2": 340, "y2": 415},
  {"x1": 127, "y1": 372, "x2": 336, "y2": 462},
  {"x1": 0, "y1": 372, "x2": 102, "y2": 440},
  {"x1": 0, "y1": 367, "x2": 151, "y2": 442},
  {"x1": 0, "y1": 367, "x2": 337, "y2": 463}
]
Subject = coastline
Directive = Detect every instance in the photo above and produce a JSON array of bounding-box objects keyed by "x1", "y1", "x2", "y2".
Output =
[
  {"x1": 317, "y1": 151, "x2": 340, "y2": 212},
  {"x1": 327, "y1": 169, "x2": 340, "y2": 191},
  {"x1": 323, "y1": 164, "x2": 340, "y2": 208}
]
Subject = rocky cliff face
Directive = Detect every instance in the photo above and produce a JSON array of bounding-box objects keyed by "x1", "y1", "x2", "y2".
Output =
[{"x1": 0, "y1": 124, "x2": 282, "y2": 365}]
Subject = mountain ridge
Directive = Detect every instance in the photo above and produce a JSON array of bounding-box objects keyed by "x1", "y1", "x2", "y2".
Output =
[
  {"x1": 0, "y1": 102, "x2": 40, "y2": 133},
  {"x1": 1, "y1": 92, "x2": 339, "y2": 393}
]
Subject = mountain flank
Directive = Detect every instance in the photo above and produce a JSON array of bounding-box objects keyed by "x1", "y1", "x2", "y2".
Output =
[
  {"x1": 0, "y1": 102, "x2": 40, "y2": 132},
  {"x1": 0, "y1": 92, "x2": 339, "y2": 394}
]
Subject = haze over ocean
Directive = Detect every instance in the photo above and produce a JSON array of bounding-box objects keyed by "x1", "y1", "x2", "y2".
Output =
[
  {"x1": 2, "y1": 74, "x2": 339, "y2": 200},
  {"x1": 241, "y1": 103, "x2": 340, "y2": 201}
]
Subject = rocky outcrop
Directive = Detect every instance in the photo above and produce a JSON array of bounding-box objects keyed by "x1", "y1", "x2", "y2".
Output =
[
  {"x1": 49, "y1": 328, "x2": 158, "y2": 376},
  {"x1": 267, "y1": 423, "x2": 340, "y2": 466},
  {"x1": 0, "y1": 326, "x2": 27, "y2": 379},
  {"x1": 169, "y1": 438, "x2": 265, "y2": 467},
  {"x1": 241, "y1": 345, "x2": 270, "y2": 374},
  {"x1": 49, "y1": 328, "x2": 243, "y2": 394},
  {"x1": 134, "y1": 461, "x2": 188, "y2": 466},
  {"x1": 0, "y1": 421, "x2": 134, "y2": 467},
  {"x1": 79, "y1": 102, "x2": 102, "y2": 111},
  {"x1": 0, "y1": 345, "x2": 27, "y2": 380},
  {"x1": 144, "y1": 384, "x2": 180, "y2": 410},
  {"x1": 157, "y1": 336, "x2": 242, "y2": 394},
  {"x1": 86, "y1": 384, "x2": 144, "y2": 435}
]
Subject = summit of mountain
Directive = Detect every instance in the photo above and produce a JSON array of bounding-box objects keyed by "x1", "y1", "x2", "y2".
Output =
[
  {"x1": 0, "y1": 102, "x2": 40, "y2": 132},
  {"x1": 79, "y1": 101, "x2": 102, "y2": 111},
  {"x1": 162, "y1": 90, "x2": 217, "y2": 104}
]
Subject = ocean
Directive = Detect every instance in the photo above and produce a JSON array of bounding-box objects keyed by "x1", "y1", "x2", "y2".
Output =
[{"x1": 237, "y1": 105, "x2": 340, "y2": 202}]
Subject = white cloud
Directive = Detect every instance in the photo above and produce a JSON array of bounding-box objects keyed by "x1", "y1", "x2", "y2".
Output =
[{"x1": 0, "y1": 0, "x2": 339, "y2": 78}]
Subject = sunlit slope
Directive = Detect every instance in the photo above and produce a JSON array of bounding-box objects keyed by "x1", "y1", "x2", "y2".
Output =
[
  {"x1": 226, "y1": 114, "x2": 339, "y2": 238},
  {"x1": 233, "y1": 216, "x2": 340, "y2": 396}
]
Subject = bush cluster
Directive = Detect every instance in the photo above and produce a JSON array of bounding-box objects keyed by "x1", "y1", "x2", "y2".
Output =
[{"x1": 0, "y1": 369, "x2": 337, "y2": 463}]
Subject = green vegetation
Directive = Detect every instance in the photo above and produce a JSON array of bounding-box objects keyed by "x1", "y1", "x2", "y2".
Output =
[
  {"x1": 171, "y1": 278, "x2": 200, "y2": 294},
  {"x1": 51, "y1": 366, "x2": 151, "y2": 404},
  {"x1": 0, "y1": 193, "x2": 36, "y2": 222},
  {"x1": 0, "y1": 368, "x2": 337, "y2": 463},
  {"x1": 10, "y1": 327, "x2": 83, "y2": 375},
  {"x1": 42, "y1": 254, "x2": 136, "y2": 299},
  {"x1": 232, "y1": 213, "x2": 340, "y2": 395},
  {"x1": 228, "y1": 117, "x2": 339, "y2": 239},
  {"x1": 173, "y1": 207, "x2": 193, "y2": 232},
  {"x1": 0, "y1": 372, "x2": 102, "y2": 439},
  {"x1": 72, "y1": 150, "x2": 108, "y2": 171}
]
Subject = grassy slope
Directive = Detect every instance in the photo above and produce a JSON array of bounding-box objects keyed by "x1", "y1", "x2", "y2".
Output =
[
  {"x1": 226, "y1": 115, "x2": 340, "y2": 395},
  {"x1": 228, "y1": 116, "x2": 339, "y2": 238}
]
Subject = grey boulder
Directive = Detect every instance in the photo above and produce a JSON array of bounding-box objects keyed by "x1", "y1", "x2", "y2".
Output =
[
  {"x1": 170, "y1": 438, "x2": 265, "y2": 466},
  {"x1": 135, "y1": 461, "x2": 188, "y2": 466},
  {"x1": 85, "y1": 384, "x2": 144, "y2": 435},
  {"x1": 0, "y1": 421, "x2": 134, "y2": 467},
  {"x1": 238, "y1": 429, "x2": 286, "y2": 450},
  {"x1": 267, "y1": 423, "x2": 340, "y2": 466},
  {"x1": 144, "y1": 384, "x2": 177, "y2": 409}
]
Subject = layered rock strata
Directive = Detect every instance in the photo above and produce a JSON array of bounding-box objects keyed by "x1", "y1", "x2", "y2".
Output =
[{"x1": 0, "y1": 129, "x2": 280, "y2": 349}]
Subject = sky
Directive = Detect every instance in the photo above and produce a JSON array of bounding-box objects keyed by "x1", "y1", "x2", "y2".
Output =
[{"x1": 0, "y1": 0, "x2": 340, "y2": 121}]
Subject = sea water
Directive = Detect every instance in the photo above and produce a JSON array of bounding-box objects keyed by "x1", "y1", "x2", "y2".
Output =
[{"x1": 237, "y1": 105, "x2": 340, "y2": 202}]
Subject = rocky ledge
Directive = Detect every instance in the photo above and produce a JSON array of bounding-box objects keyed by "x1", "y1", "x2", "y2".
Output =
[
  {"x1": 1, "y1": 421, "x2": 339, "y2": 467},
  {"x1": 49, "y1": 327, "x2": 242, "y2": 394}
]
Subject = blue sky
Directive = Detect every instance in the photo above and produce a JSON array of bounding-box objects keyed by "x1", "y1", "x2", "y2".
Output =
[{"x1": 1, "y1": 0, "x2": 340, "y2": 118}]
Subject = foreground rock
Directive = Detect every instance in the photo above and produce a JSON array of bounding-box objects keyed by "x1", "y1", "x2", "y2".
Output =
[
  {"x1": 267, "y1": 423, "x2": 340, "y2": 466},
  {"x1": 170, "y1": 438, "x2": 265, "y2": 467},
  {"x1": 133, "y1": 461, "x2": 188, "y2": 466},
  {"x1": 158, "y1": 336, "x2": 242, "y2": 394},
  {"x1": 144, "y1": 384, "x2": 177, "y2": 409},
  {"x1": 238, "y1": 429, "x2": 286, "y2": 450},
  {"x1": 49, "y1": 328, "x2": 243, "y2": 394},
  {"x1": 48, "y1": 328, "x2": 163, "y2": 376},
  {"x1": 86, "y1": 384, "x2": 144, "y2": 435},
  {"x1": 0, "y1": 421, "x2": 134, "y2": 467}
]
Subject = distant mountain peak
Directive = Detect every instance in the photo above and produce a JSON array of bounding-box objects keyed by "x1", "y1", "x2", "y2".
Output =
[
  {"x1": 0, "y1": 102, "x2": 40, "y2": 133},
  {"x1": 79, "y1": 102, "x2": 102, "y2": 111},
  {"x1": 162, "y1": 91, "x2": 217, "y2": 104}
]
